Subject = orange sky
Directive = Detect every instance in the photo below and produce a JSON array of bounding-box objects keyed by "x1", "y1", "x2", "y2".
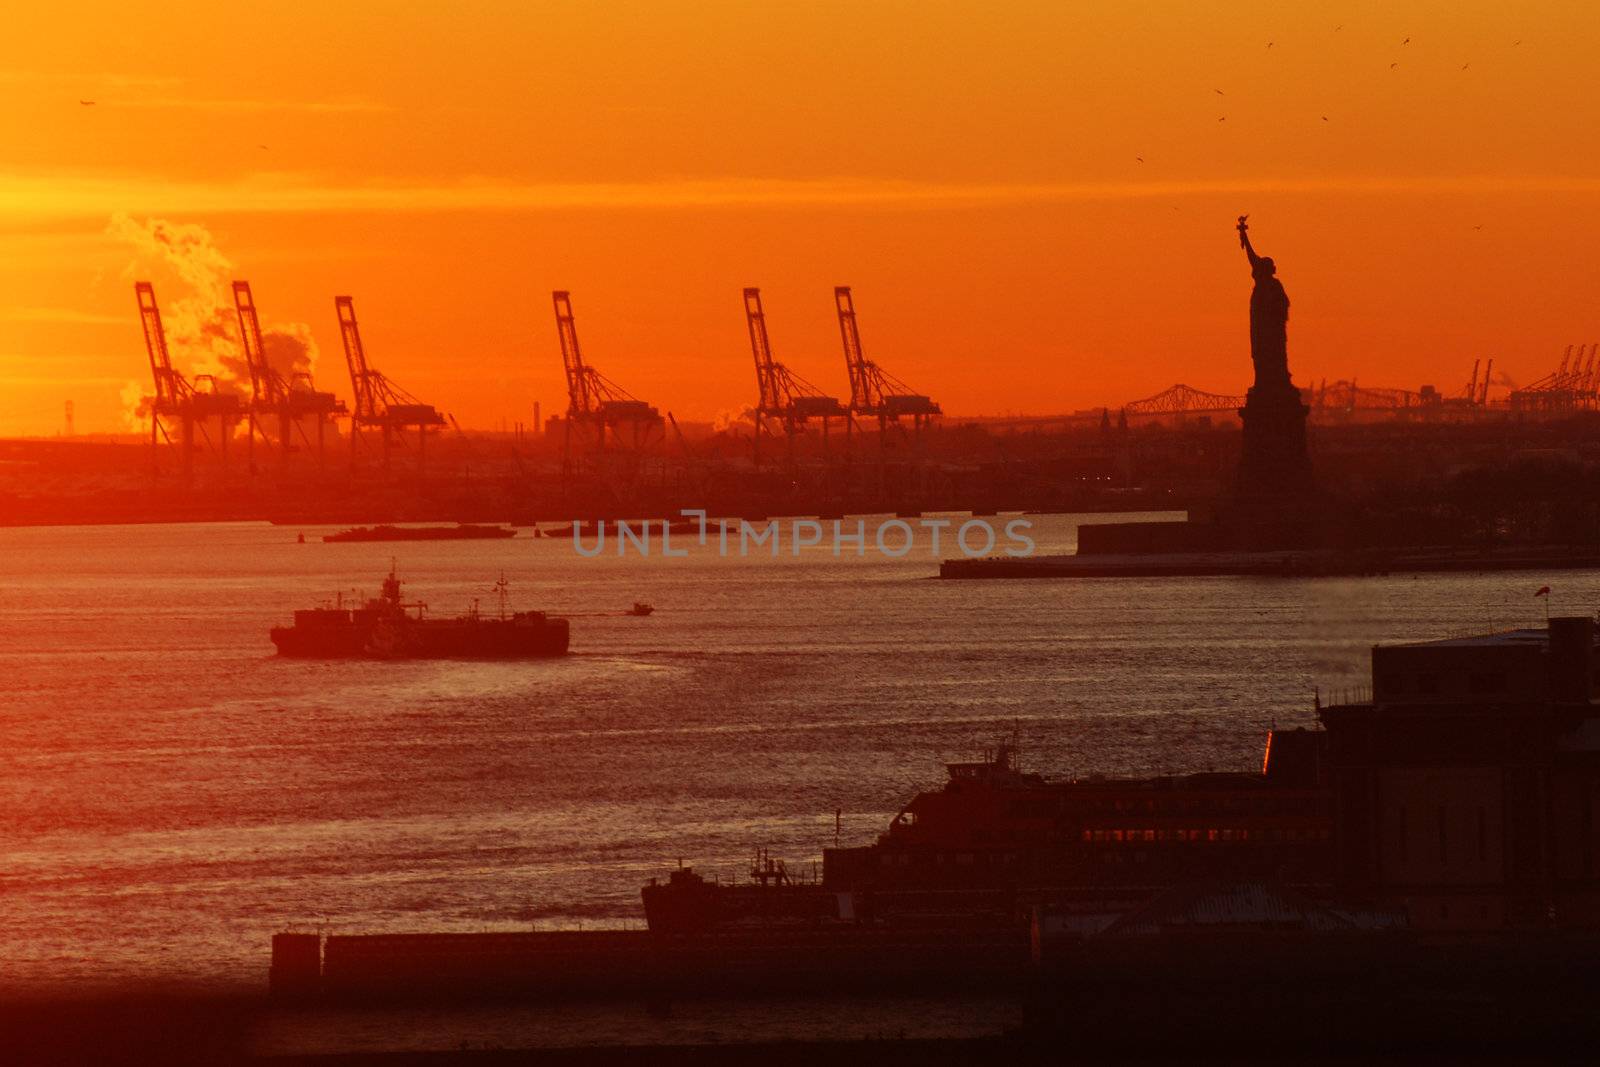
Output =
[{"x1": 3, "y1": 1, "x2": 1599, "y2": 435}]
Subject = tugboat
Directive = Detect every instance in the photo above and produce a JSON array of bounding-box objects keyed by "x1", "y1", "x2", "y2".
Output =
[
  {"x1": 627, "y1": 602, "x2": 655, "y2": 617},
  {"x1": 270, "y1": 568, "x2": 569, "y2": 659}
]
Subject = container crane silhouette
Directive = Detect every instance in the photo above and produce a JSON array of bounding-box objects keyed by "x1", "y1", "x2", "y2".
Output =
[
  {"x1": 833, "y1": 286, "x2": 940, "y2": 489},
  {"x1": 232, "y1": 281, "x2": 346, "y2": 473},
  {"x1": 335, "y1": 295, "x2": 446, "y2": 472},
  {"x1": 552, "y1": 290, "x2": 662, "y2": 476},
  {"x1": 743, "y1": 287, "x2": 846, "y2": 468},
  {"x1": 135, "y1": 281, "x2": 241, "y2": 484}
]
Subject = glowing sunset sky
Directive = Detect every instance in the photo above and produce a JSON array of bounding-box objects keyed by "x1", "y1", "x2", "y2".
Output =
[{"x1": 2, "y1": 1, "x2": 1598, "y2": 434}]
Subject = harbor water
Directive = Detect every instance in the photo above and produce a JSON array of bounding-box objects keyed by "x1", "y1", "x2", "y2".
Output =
[{"x1": 1, "y1": 515, "x2": 1587, "y2": 1025}]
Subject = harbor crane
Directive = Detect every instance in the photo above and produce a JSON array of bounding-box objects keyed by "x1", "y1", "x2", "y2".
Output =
[
  {"x1": 834, "y1": 286, "x2": 940, "y2": 430},
  {"x1": 552, "y1": 290, "x2": 661, "y2": 471},
  {"x1": 135, "y1": 281, "x2": 241, "y2": 484},
  {"x1": 1511, "y1": 343, "x2": 1600, "y2": 413},
  {"x1": 743, "y1": 287, "x2": 846, "y2": 467},
  {"x1": 1463, "y1": 358, "x2": 1493, "y2": 406},
  {"x1": 232, "y1": 281, "x2": 346, "y2": 472},
  {"x1": 335, "y1": 295, "x2": 446, "y2": 471}
]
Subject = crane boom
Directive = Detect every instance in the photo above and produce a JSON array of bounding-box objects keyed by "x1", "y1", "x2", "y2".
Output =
[
  {"x1": 136, "y1": 282, "x2": 188, "y2": 408},
  {"x1": 232, "y1": 280, "x2": 284, "y2": 406},
  {"x1": 834, "y1": 286, "x2": 878, "y2": 412},
  {"x1": 552, "y1": 291, "x2": 594, "y2": 416},
  {"x1": 335, "y1": 296, "x2": 378, "y2": 421},
  {"x1": 744, "y1": 288, "x2": 782, "y2": 412}
]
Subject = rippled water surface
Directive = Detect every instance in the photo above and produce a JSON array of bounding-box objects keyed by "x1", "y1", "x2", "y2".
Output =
[{"x1": 1, "y1": 515, "x2": 1588, "y2": 995}]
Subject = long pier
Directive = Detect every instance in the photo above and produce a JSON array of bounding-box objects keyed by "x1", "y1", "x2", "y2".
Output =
[{"x1": 939, "y1": 546, "x2": 1600, "y2": 580}]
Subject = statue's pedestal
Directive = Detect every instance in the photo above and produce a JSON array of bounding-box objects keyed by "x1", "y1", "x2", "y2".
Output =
[
  {"x1": 1237, "y1": 382, "x2": 1312, "y2": 497},
  {"x1": 1223, "y1": 382, "x2": 1316, "y2": 549}
]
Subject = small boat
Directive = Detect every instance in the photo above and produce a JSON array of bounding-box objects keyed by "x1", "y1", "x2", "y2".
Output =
[
  {"x1": 627, "y1": 602, "x2": 655, "y2": 617},
  {"x1": 535, "y1": 524, "x2": 575, "y2": 539}
]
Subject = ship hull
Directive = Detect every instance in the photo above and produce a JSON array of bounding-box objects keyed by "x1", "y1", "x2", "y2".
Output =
[{"x1": 271, "y1": 617, "x2": 569, "y2": 659}]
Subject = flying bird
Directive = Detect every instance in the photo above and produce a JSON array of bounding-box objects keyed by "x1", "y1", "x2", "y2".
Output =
[
  {"x1": 1214, "y1": 88, "x2": 1225, "y2": 95},
  {"x1": 1402, "y1": 37, "x2": 1411, "y2": 45},
  {"x1": 1267, "y1": 41, "x2": 1274, "y2": 48},
  {"x1": 79, "y1": 99, "x2": 95, "y2": 106},
  {"x1": 1390, "y1": 62, "x2": 1399, "y2": 69},
  {"x1": 1321, "y1": 115, "x2": 1329, "y2": 122},
  {"x1": 1461, "y1": 63, "x2": 1470, "y2": 70},
  {"x1": 1218, "y1": 116, "x2": 1227, "y2": 122},
  {"x1": 1136, "y1": 156, "x2": 1144, "y2": 163}
]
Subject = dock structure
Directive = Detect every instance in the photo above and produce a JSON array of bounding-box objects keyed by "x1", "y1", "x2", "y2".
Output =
[
  {"x1": 270, "y1": 926, "x2": 1027, "y2": 1000},
  {"x1": 938, "y1": 545, "x2": 1600, "y2": 580}
]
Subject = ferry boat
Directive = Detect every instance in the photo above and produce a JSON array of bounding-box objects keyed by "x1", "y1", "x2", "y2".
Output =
[
  {"x1": 643, "y1": 732, "x2": 1331, "y2": 931},
  {"x1": 270, "y1": 568, "x2": 568, "y2": 659}
]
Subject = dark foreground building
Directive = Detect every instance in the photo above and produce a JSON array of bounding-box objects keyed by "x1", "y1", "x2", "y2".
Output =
[
  {"x1": 1319, "y1": 615, "x2": 1600, "y2": 930},
  {"x1": 1025, "y1": 616, "x2": 1600, "y2": 1055}
]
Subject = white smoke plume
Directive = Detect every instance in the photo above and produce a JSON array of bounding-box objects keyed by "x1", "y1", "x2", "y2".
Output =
[
  {"x1": 714, "y1": 407, "x2": 755, "y2": 432},
  {"x1": 108, "y1": 214, "x2": 320, "y2": 400},
  {"x1": 119, "y1": 379, "x2": 152, "y2": 432}
]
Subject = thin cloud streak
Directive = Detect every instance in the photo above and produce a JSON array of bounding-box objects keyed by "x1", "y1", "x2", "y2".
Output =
[
  {"x1": 103, "y1": 96, "x2": 393, "y2": 114},
  {"x1": 4, "y1": 172, "x2": 1600, "y2": 220},
  {"x1": 0, "y1": 70, "x2": 183, "y2": 89},
  {"x1": 0, "y1": 306, "x2": 126, "y2": 325}
]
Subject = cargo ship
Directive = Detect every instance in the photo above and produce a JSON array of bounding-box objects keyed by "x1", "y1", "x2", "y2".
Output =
[
  {"x1": 270, "y1": 568, "x2": 568, "y2": 658},
  {"x1": 323, "y1": 524, "x2": 516, "y2": 542}
]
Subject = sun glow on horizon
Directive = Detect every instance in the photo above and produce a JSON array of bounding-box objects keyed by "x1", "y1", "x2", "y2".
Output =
[{"x1": 3, "y1": 1, "x2": 1599, "y2": 435}]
